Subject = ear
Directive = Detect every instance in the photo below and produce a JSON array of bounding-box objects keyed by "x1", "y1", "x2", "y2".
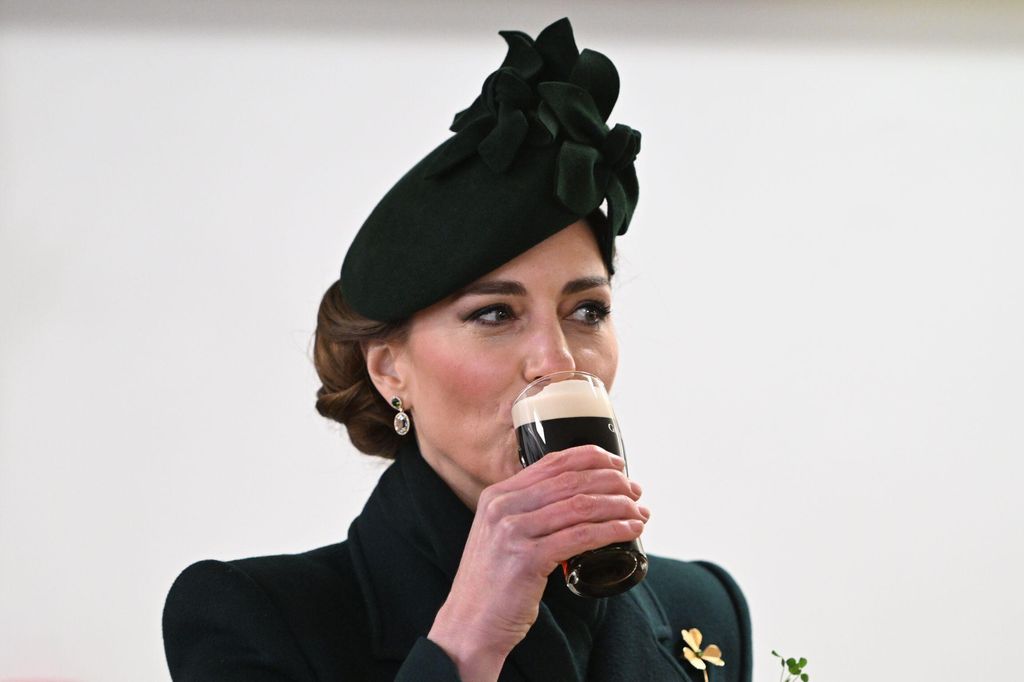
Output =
[{"x1": 364, "y1": 339, "x2": 410, "y2": 408}]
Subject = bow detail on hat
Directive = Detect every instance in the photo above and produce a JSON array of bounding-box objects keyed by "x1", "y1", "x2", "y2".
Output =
[
  {"x1": 423, "y1": 17, "x2": 640, "y2": 236},
  {"x1": 425, "y1": 29, "x2": 549, "y2": 176},
  {"x1": 539, "y1": 80, "x2": 641, "y2": 236}
]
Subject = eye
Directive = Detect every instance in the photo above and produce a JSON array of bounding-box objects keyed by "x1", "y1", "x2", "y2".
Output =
[
  {"x1": 466, "y1": 303, "x2": 516, "y2": 326},
  {"x1": 569, "y1": 301, "x2": 612, "y2": 326}
]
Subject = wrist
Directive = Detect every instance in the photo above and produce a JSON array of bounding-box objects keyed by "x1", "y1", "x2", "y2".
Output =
[{"x1": 428, "y1": 601, "x2": 511, "y2": 682}]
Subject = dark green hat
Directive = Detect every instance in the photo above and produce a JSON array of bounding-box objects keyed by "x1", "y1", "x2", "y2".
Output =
[{"x1": 340, "y1": 17, "x2": 641, "y2": 322}]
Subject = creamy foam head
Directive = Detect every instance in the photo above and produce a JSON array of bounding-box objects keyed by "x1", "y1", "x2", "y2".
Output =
[{"x1": 512, "y1": 378, "x2": 615, "y2": 427}]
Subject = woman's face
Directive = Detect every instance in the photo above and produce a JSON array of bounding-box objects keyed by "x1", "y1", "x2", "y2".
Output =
[{"x1": 380, "y1": 220, "x2": 619, "y2": 509}]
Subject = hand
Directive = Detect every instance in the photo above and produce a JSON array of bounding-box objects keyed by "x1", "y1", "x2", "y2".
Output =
[{"x1": 427, "y1": 444, "x2": 649, "y2": 682}]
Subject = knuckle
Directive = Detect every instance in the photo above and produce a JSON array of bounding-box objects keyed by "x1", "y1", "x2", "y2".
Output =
[
  {"x1": 619, "y1": 493, "x2": 639, "y2": 510},
  {"x1": 502, "y1": 522, "x2": 527, "y2": 548},
  {"x1": 545, "y1": 448, "x2": 572, "y2": 467},
  {"x1": 570, "y1": 493, "x2": 596, "y2": 516},
  {"x1": 477, "y1": 486, "x2": 497, "y2": 508},
  {"x1": 600, "y1": 470, "x2": 630, "y2": 495},
  {"x1": 495, "y1": 512, "x2": 523, "y2": 540},
  {"x1": 483, "y1": 494, "x2": 509, "y2": 524},
  {"x1": 557, "y1": 470, "x2": 582, "y2": 494},
  {"x1": 571, "y1": 524, "x2": 594, "y2": 545}
]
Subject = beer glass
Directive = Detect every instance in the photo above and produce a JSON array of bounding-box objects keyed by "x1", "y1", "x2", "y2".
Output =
[{"x1": 512, "y1": 371, "x2": 648, "y2": 598}]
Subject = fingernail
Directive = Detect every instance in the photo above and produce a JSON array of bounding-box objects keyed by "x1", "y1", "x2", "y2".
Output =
[
  {"x1": 639, "y1": 505, "x2": 651, "y2": 520},
  {"x1": 628, "y1": 519, "x2": 644, "y2": 533},
  {"x1": 629, "y1": 480, "x2": 642, "y2": 497},
  {"x1": 609, "y1": 454, "x2": 626, "y2": 469}
]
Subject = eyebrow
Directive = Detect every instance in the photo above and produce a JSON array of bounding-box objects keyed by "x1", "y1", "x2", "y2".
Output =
[
  {"x1": 562, "y1": 275, "x2": 610, "y2": 295},
  {"x1": 455, "y1": 276, "x2": 610, "y2": 299}
]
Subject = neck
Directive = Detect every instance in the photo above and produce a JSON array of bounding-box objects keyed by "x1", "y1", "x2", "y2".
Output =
[{"x1": 413, "y1": 436, "x2": 483, "y2": 512}]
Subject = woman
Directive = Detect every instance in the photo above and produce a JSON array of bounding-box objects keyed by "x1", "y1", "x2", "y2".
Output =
[{"x1": 163, "y1": 18, "x2": 751, "y2": 682}]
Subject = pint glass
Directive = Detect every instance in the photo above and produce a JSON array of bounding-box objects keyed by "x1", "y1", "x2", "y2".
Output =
[{"x1": 512, "y1": 371, "x2": 648, "y2": 597}]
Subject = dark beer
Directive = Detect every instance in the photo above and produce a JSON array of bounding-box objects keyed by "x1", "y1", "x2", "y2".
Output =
[
  {"x1": 513, "y1": 376, "x2": 648, "y2": 598},
  {"x1": 516, "y1": 416, "x2": 620, "y2": 468}
]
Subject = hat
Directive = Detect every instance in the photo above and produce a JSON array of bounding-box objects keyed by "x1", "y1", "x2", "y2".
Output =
[{"x1": 340, "y1": 17, "x2": 641, "y2": 322}]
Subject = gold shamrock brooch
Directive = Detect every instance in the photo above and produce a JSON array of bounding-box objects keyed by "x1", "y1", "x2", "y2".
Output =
[{"x1": 680, "y1": 627, "x2": 725, "y2": 682}]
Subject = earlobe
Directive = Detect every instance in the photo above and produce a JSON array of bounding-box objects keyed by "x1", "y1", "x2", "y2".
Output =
[{"x1": 364, "y1": 340, "x2": 407, "y2": 405}]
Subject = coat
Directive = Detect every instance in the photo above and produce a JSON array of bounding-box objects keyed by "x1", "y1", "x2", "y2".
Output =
[{"x1": 162, "y1": 440, "x2": 752, "y2": 681}]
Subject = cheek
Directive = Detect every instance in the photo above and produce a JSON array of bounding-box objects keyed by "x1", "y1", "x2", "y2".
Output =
[
  {"x1": 574, "y1": 326, "x2": 620, "y2": 388},
  {"x1": 406, "y1": 340, "x2": 510, "y2": 429}
]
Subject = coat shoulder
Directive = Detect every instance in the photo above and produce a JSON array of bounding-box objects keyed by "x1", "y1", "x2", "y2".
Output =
[
  {"x1": 228, "y1": 541, "x2": 367, "y2": 624},
  {"x1": 643, "y1": 555, "x2": 753, "y2": 682},
  {"x1": 644, "y1": 555, "x2": 749, "y2": 619},
  {"x1": 162, "y1": 541, "x2": 380, "y2": 681}
]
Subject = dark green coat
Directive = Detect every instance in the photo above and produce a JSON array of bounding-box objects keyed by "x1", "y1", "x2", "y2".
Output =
[{"x1": 162, "y1": 441, "x2": 752, "y2": 681}]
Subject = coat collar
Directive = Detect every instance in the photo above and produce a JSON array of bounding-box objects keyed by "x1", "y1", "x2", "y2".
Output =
[
  {"x1": 347, "y1": 439, "x2": 468, "y2": 660},
  {"x1": 347, "y1": 439, "x2": 693, "y2": 681}
]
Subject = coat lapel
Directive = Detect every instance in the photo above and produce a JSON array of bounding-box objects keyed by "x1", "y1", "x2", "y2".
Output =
[
  {"x1": 347, "y1": 442, "x2": 473, "y2": 660},
  {"x1": 585, "y1": 582, "x2": 698, "y2": 681}
]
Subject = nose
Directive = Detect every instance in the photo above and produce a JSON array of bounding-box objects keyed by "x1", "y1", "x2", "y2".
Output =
[{"x1": 523, "y1": 313, "x2": 576, "y2": 382}]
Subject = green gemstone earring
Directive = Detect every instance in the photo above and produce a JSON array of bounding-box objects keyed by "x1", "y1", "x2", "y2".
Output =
[{"x1": 391, "y1": 396, "x2": 410, "y2": 436}]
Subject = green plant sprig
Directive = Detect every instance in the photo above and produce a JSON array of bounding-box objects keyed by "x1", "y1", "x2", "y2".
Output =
[{"x1": 771, "y1": 650, "x2": 810, "y2": 682}]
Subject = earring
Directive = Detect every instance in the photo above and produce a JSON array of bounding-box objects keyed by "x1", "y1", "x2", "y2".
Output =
[{"x1": 391, "y1": 396, "x2": 410, "y2": 436}]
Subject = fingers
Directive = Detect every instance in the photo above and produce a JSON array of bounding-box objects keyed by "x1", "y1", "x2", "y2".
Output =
[
  {"x1": 537, "y1": 519, "x2": 646, "y2": 566},
  {"x1": 488, "y1": 467, "x2": 637, "y2": 518},
  {"x1": 468, "y1": 443, "x2": 648, "y2": 578},
  {"x1": 504, "y1": 444, "x2": 625, "y2": 493},
  {"x1": 478, "y1": 503, "x2": 649, "y2": 580},
  {"x1": 477, "y1": 444, "x2": 643, "y2": 526},
  {"x1": 479, "y1": 446, "x2": 640, "y2": 523},
  {"x1": 483, "y1": 445, "x2": 626, "y2": 504},
  {"x1": 513, "y1": 492, "x2": 650, "y2": 538}
]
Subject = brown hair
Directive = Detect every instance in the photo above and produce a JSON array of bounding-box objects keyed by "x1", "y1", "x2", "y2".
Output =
[
  {"x1": 313, "y1": 282, "x2": 411, "y2": 459},
  {"x1": 314, "y1": 208, "x2": 614, "y2": 459}
]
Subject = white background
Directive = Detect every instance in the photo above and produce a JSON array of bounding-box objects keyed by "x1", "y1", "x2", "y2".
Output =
[{"x1": 2, "y1": 1, "x2": 1022, "y2": 680}]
